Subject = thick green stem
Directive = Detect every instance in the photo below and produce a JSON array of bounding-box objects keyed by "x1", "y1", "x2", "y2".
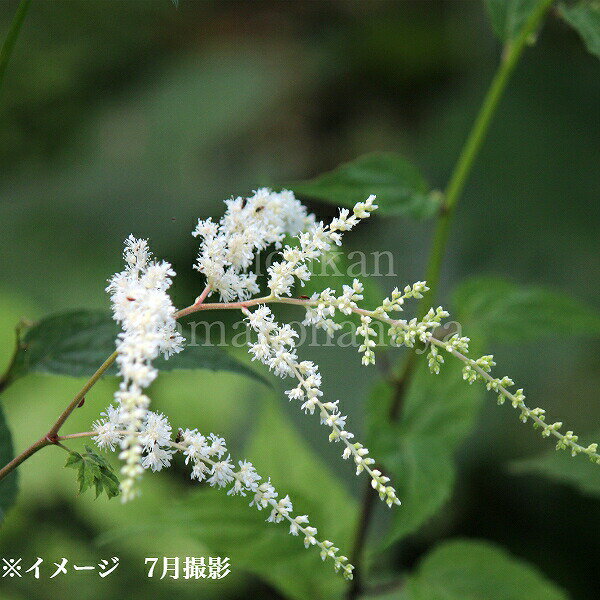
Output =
[
  {"x1": 0, "y1": 0, "x2": 32, "y2": 94},
  {"x1": 396, "y1": 0, "x2": 555, "y2": 414}
]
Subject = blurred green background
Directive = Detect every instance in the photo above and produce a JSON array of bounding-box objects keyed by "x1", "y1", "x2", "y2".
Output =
[{"x1": 0, "y1": 1, "x2": 599, "y2": 598}]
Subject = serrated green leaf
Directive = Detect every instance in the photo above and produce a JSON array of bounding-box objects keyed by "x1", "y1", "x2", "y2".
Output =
[
  {"x1": 453, "y1": 276, "x2": 600, "y2": 343},
  {"x1": 291, "y1": 152, "x2": 439, "y2": 219},
  {"x1": 560, "y1": 2, "x2": 600, "y2": 59},
  {"x1": 101, "y1": 471, "x2": 120, "y2": 499},
  {"x1": 64, "y1": 447, "x2": 120, "y2": 500},
  {"x1": 399, "y1": 539, "x2": 568, "y2": 600},
  {"x1": 161, "y1": 398, "x2": 356, "y2": 600},
  {"x1": 510, "y1": 431, "x2": 600, "y2": 497},
  {"x1": 64, "y1": 451, "x2": 83, "y2": 468},
  {"x1": 4, "y1": 309, "x2": 269, "y2": 387},
  {"x1": 485, "y1": 0, "x2": 548, "y2": 42},
  {"x1": 0, "y1": 404, "x2": 18, "y2": 524},
  {"x1": 94, "y1": 476, "x2": 104, "y2": 499}
]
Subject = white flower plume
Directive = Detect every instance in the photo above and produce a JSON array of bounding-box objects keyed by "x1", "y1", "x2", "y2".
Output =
[{"x1": 106, "y1": 235, "x2": 184, "y2": 501}]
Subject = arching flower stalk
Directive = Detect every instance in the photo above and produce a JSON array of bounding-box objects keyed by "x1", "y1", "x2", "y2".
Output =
[
  {"x1": 93, "y1": 408, "x2": 353, "y2": 579},
  {"x1": 95, "y1": 187, "x2": 599, "y2": 581},
  {"x1": 282, "y1": 282, "x2": 600, "y2": 463}
]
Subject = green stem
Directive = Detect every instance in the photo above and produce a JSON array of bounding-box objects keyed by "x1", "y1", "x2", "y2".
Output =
[
  {"x1": 398, "y1": 0, "x2": 555, "y2": 410},
  {"x1": 420, "y1": 0, "x2": 554, "y2": 314},
  {"x1": 0, "y1": 0, "x2": 32, "y2": 94}
]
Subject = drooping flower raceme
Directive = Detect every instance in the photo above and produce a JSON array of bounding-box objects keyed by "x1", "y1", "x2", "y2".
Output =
[
  {"x1": 240, "y1": 193, "x2": 399, "y2": 506},
  {"x1": 244, "y1": 304, "x2": 400, "y2": 507},
  {"x1": 105, "y1": 235, "x2": 184, "y2": 501},
  {"x1": 93, "y1": 187, "x2": 600, "y2": 582},
  {"x1": 92, "y1": 408, "x2": 353, "y2": 578}
]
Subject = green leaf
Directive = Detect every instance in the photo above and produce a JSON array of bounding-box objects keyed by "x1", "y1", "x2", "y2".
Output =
[
  {"x1": 383, "y1": 433, "x2": 455, "y2": 543},
  {"x1": 291, "y1": 152, "x2": 439, "y2": 219},
  {"x1": 4, "y1": 310, "x2": 268, "y2": 387},
  {"x1": 560, "y1": 2, "x2": 600, "y2": 59},
  {"x1": 64, "y1": 446, "x2": 120, "y2": 500},
  {"x1": 453, "y1": 276, "x2": 600, "y2": 343},
  {"x1": 163, "y1": 399, "x2": 357, "y2": 600},
  {"x1": 0, "y1": 404, "x2": 18, "y2": 523},
  {"x1": 485, "y1": 0, "x2": 547, "y2": 42},
  {"x1": 510, "y1": 432, "x2": 600, "y2": 497},
  {"x1": 400, "y1": 539, "x2": 568, "y2": 600}
]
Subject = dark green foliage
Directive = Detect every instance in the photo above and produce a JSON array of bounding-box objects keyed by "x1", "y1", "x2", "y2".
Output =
[{"x1": 64, "y1": 445, "x2": 120, "y2": 500}]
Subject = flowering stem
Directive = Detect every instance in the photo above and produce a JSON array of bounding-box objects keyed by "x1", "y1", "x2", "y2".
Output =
[
  {"x1": 0, "y1": 288, "x2": 220, "y2": 481},
  {"x1": 174, "y1": 293, "x2": 276, "y2": 317},
  {"x1": 58, "y1": 426, "x2": 352, "y2": 576},
  {"x1": 0, "y1": 286, "x2": 221, "y2": 482},
  {"x1": 174, "y1": 285, "x2": 212, "y2": 318},
  {"x1": 178, "y1": 295, "x2": 600, "y2": 462},
  {"x1": 58, "y1": 431, "x2": 96, "y2": 440},
  {"x1": 0, "y1": 0, "x2": 31, "y2": 95}
]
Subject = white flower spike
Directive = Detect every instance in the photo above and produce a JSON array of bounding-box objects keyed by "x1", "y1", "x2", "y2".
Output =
[{"x1": 95, "y1": 187, "x2": 599, "y2": 582}]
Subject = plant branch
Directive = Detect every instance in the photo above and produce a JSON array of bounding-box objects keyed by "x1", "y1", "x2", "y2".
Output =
[
  {"x1": 47, "y1": 350, "x2": 118, "y2": 438},
  {"x1": 0, "y1": 352, "x2": 117, "y2": 482},
  {"x1": 0, "y1": 0, "x2": 31, "y2": 94},
  {"x1": 0, "y1": 435, "x2": 49, "y2": 481},
  {"x1": 58, "y1": 431, "x2": 96, "y2": 440},
  {"x1": 0, "y1": 284, "x2": 213, "y2": 482}
]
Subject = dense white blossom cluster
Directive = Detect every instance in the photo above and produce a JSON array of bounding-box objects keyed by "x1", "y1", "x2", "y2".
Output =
[
  {"x1": 192, "y1": 188, "x2": 313, "y2": 302},
  {"x1": 105, "y1": 235, "x2": 184, "y2": 501},
  {"x1": 93, "y1": 408, "x2": 354, "y2": 578},
  {"x1": 96, "y1": 188, "x2": 599, "y2": 583}
]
